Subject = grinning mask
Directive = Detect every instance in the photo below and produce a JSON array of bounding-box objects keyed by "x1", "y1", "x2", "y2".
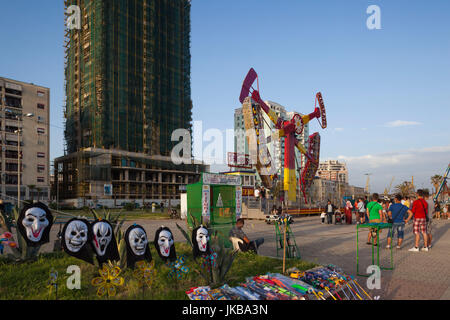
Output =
[
  {"x1": 62, "y1": 218, "x2": 94, "y2": 264},
  {"x1": 65, "y1": 220, "x2": 88, "y2": 253},
  {"x1": 124, "y1": 225, "x2": 152, "y2": 269},
  {"x1": 17, "y1": 202, "x2": 53, "y2": 247},
  {"x1": 128, "y1": 227, "x2": 148, "y2": 256}
]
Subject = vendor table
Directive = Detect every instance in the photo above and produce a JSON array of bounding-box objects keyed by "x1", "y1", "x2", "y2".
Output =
[{"x1": 356, "y1": 223, "x2": 393, "y2": 277}]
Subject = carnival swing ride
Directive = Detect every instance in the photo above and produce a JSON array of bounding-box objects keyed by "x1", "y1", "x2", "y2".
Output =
[{"x1": 238, "y1": 68, "x2": 327, "y2": 203}]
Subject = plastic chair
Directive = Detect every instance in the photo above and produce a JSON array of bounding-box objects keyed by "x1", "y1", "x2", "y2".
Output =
[{"x1": 229, "y1": 237, "x2": 244, "y2": 252}]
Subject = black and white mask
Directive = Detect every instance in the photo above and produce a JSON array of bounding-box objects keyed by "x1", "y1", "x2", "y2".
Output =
[
  {"x1": 128, "y1": 226, "x2": 147, "y2": 256},
  {"x1": 62, "y1": 218, "x2": 94, "y2": 264},
  {"x1": 192, "y1": 226, "x2": 211, "y2": 258},
  {"x1": 92, "y1": 221, "x2": 112, "y2": 256},
  {"x1": 154, "y1": 227, "x2": 176, "y2": 262},
  {"x1": 17, "y1": 203, "x2": 53, "y2": 247},
  {"x1": 90, "y1": 220, "x2": 119, "y2": 265},
  {"x1": 125, "y1": 225, "x2": 152, "y2": 269},
  {"x1": 65, "y1": 220, "x2": 88, "y2": 253}
]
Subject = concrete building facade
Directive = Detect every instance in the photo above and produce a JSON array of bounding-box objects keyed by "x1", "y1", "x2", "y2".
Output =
[
  {"x1": 317, "y1": 160, "x2": 348, "y2": 184},
  {"x1": 0, "y1": 77, "x2": 50, "y2": 203}
]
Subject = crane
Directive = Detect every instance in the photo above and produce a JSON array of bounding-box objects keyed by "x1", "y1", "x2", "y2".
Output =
[{"x1": 384, "y1": 176, "x2": 395, "y2": 197}]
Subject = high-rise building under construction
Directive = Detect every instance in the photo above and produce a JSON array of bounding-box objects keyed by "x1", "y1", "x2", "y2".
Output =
[{"x1": 56, "y1": 0, "x2": 207, "y2": 207}]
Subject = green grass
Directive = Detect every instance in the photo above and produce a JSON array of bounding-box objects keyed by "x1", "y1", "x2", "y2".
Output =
[
  {"x1": 0, "y1": 243, "x2": 316, "y2": 300},
  {"x1": 53, "y1": 209, "x2": 174, "y2": 222}
]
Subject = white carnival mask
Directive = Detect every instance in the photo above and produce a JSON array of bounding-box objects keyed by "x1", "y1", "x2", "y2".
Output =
[
  {"x1": 92, "y1": 221, "x2": 112, "y2": 256},
  {"x1": 196, "y1": 227, "x2": 209, "y2": 253},
  {"x1": 65, "y1": 220, "x2": 88, "y2": 253},
  {"x1": 158, "y1": 230, "x2": 174, "y2": 258},
  {"x1": 21, "y1": 207, "x2": 49, "y2": 242},
  {"x1": 129, "y1": 227, "x2": 148, "y2": 256}
]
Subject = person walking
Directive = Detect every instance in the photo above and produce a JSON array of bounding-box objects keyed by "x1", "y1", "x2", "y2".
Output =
[
  {"x1": 325, "y1": 200, "x2": 335, "y2": 224},
  {"x1": 357, "y1": 198, "x2": 365, "y2": 224},
  {"x1": 424, "y1": 190, "x2": 434, "y2": 249},
  {"x1": 409, "y1": 189, "x2": 429, "y2": 252},
  {"x1": 386, "y1": 194, "x2": 413, "y2": 249},
  {"x1": 366, "y1": 193, "x2": 384, "y2": 246},
  {"x1": 434, "y1": 202, "x2": 441, "y2": 219},
  {"x1": 345, "y1": 200, "x2": 353, "y2": 224}
]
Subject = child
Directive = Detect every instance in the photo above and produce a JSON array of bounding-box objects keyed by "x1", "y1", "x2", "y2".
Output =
[{"x1": 320, "y1": 212, "x2": 326, "y2": 224}]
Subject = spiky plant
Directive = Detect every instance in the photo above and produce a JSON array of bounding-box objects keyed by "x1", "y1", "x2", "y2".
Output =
[
  {"x1": 6, "y1": 207, "x2": 41, "y2": 261},
  {"x1": 176, "y1": 212, "x2": 238, "y2": 287}
]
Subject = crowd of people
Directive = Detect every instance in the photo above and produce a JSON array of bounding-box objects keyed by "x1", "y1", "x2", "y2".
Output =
[{"x1": 321, "y1": 189, "x2": 446, "y2": 252}]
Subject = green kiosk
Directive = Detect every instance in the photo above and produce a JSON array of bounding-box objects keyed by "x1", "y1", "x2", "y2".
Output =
[{"x1": 187, "y1": 173, "x2": 243, "y2": 248}]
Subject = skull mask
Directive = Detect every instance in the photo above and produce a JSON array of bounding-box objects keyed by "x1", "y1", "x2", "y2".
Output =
[
  {"x1": 128, "y1": 227, "x2": 148, "y2": 256},
  {"x1": 65, "y1": 220, "x2": 88, "y2": 253},
  {"x1": 196, "y1": 227, "x2": 209, "y2": 253},
  {"x1": 21, "y1": 207, "x2": 49, "y2": 242},
  {"x1": 92, "y1": 221, "x2": 112, "y2": 256}
]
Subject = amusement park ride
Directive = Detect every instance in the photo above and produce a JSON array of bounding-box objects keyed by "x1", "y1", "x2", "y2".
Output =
[{"x1": 238, "y1": 68, "x2": 327, "y2": 204}]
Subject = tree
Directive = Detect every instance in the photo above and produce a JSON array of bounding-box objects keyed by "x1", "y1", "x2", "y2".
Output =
[
  {"x1": 394, "y1": 181, "x2": 415, "y2": 198},
  {"x1": 431, "y1": 175, "x2": 443, "y2": 194}
]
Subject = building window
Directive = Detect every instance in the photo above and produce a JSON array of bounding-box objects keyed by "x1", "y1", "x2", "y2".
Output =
[
  {"x1": 37, "y1": 128, "x2": 45, "y2": 135},
  {"x1": 37, "y1": 103, "x2": 45, "y2": 110},
  {"x1": 37, "y1": 91, "x2": 45, "y2": 97},
  {"x1": 37, "y1": 164, "x2": 45, "y2": 173},
  {"x1": 37, "y1": 177, "x2": 45, "y2": 183},
  {"x1": 37, "y1": 152, "x2": 45, "y2": 158}
]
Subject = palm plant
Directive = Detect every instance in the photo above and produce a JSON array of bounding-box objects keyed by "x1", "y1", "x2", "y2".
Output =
[
  {"x1": 394, "y1": 181, "x2": 415, "y2": 198},
  {"x1": 431, "y1": 175, "x2": 443, "y2": 195}
]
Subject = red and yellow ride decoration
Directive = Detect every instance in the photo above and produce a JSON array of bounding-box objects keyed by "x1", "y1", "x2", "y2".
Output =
[{"x1": 239, "y1": 68, "x2": 327, "y2": 203}]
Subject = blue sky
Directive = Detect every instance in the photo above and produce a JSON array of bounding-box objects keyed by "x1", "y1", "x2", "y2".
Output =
[{"x1": 0, "y1": 0, "x2": 449, "y2": 192}]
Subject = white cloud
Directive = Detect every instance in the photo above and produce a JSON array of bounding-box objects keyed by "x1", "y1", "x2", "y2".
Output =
[
  {"x1": 336, "y1": 145, "x2": 450, "y2": 192},
  {"x1": 334, "y1": 128, "x2": 344, "y2": 132},
  {"x1": 384, "y1": 120, "x2": 422, "y2": 128}
]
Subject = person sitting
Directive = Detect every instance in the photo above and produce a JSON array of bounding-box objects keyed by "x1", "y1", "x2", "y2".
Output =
[{"x1": 229, "y1": 218, "x2": 264, "y2": 253}]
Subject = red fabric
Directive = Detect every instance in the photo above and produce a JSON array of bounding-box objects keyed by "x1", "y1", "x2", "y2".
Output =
[
  {"x1": 345, "y1": 208, "x2": 352, "y2": 224},
  {"x1": 412, "y1": 198, "x2": 428, "y2": 219}
]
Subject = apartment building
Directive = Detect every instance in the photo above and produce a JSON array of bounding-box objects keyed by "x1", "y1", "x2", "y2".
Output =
[{"x1": 0, "y1": 77, "x2": 50, "y2": 203}]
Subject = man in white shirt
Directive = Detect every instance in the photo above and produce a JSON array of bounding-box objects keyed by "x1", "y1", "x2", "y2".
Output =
[{"x1": 357, "y1": 198, "x2": 365, "y2": 224}]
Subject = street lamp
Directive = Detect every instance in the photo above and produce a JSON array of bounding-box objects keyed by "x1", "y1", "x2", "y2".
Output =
[{"x1": 9, "y1": 111, "x2": 35, "y2": 208}]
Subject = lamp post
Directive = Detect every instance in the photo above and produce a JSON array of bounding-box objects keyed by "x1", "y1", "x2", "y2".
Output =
[{"x1": 9, "y1": 111, "x2": 34, "y2": 209}]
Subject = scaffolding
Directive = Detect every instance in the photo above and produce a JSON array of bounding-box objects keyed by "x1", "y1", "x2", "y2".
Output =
[{"x1": 64, "y1": 0, "x2": 192, "y2": 156}]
